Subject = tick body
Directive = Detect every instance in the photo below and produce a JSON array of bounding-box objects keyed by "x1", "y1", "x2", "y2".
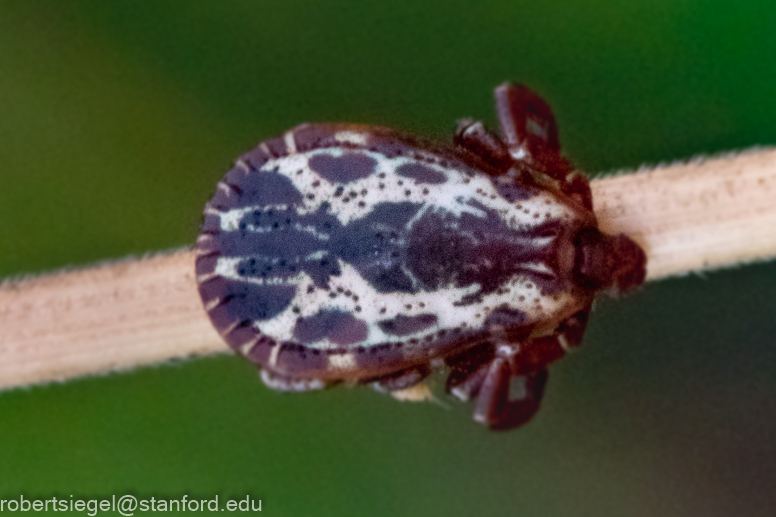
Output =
[{"x1": 196, "y1": 84, "x2": 646, "y2": 430}]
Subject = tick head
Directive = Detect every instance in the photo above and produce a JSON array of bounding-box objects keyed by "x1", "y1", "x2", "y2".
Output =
[{"x1": 574, "y1": 228, "x2": 647, "y2": 293}]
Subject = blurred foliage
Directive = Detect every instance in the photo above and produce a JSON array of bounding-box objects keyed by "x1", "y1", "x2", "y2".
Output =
[{"x1": 0, "y1": 1, "x2": 774, "y2": 515}]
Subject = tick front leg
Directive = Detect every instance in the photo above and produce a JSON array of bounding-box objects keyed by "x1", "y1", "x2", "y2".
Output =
[
  {"x1": 495, "y1": 83, "x2": 561, "y2": 161},
  {"x1": 445, "y1": 342, "x2": 496, "y2": 401},
  {"x1": 473, "y1": 359, "x2": 548, "y2": 431},
  {"x1": 454, "y1": 119, "x2": 513, "y2": 174},
  {"x1": 446, "y1": 344, "x2": 548, "y2": 430},
  {"x1": 448, "y1": 307, "x2": 591, "y2": 430},
  {"x1": 493, "y1": 83, "x2": 591, "y2": 209},
  {"x1": 506, "y1": 307, "x2": 591, "y2": 375}
]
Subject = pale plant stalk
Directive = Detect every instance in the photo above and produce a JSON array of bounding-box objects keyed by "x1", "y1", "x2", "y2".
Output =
[{"x1": 1, "y1": 147, "x2": 775, "y2": 390}]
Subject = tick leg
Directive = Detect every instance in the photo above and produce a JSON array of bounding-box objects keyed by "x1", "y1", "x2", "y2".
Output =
[
  {"x1": 464, "y1": 307, "x2": 590, "y2": 429},
  {"x1": 448, "y1": 363, "x2": 490, "y2": 402},
  {"x1": 506, "y1": 307, "x2": 591, "y2": 374},
  {"x1": 368, "y1": 364, "x2": 430, "y2": 393},
  {"x1": 493, "y1": 83, "x2": 592, "y2": 209},
  {"x1": 444, "y1": 342, "x2": 496, "y2": 401},
  {"x1": 473, "y1": 359, "x2": 549, "y2": 431},
  {"x1": 560, "y1": 171, "x2": 593, "y2": 210},
  {"x1": 448, "y1": 342, "x2": 548, "y2": 430},
  {"x1": 495, "y1": 83, "x2": 561, "y2": 161},
  {"x1": 259, "y1": 368, "x2": 329, "y2": 392},
  {"x1": 454, "y1": 119, "x2": 513, "y2": 174}
]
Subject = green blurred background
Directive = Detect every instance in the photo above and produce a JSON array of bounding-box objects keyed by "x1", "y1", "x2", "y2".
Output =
[{"x1": 1, "y1": 1, "x2": 775, "y2": 515}]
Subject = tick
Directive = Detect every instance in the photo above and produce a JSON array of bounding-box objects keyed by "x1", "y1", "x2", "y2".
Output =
[{"x1": 195, "y1": 83, "x2": 646, "y2": 430}]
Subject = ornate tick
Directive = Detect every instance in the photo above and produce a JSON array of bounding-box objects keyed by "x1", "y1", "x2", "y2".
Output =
[{"x1": 195, "y1": 83, "x2": 646, "y2": 430}]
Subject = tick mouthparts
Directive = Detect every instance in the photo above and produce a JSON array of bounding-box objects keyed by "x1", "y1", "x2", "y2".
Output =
[{"x1": 574, "y1": 228, "x2": 647, "y2": 292}]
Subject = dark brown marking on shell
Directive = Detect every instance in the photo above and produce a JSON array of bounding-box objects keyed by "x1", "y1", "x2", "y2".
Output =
[
  {"x1": 198, "y1": 277, "x2": 296, "y2": 328},
  {"x1": 395, "y1": 163, "x2": 447, "y2": 184},
  {"x1": 204, "y1": 203, "x2": 343, "y2": 291},
  {"x1": 377, "y1": 313, "x2": 438, "y2": 336},
  {"x1": 309, "y1": 153, "x2": 377, "y2": 183},
  {"x1": 483, "y1": 305, "x2": 528, "y2": 329},
  {"x1": 491, "y1": 175, "x2": 537, "y2": 202},
  {"x1": 223, "y1": 168, "x2": 303, "y2": 209},
  {"x1": 293, "y1": 310, "x2": 369, "y2": 346},
  {"x1": 331, "y1": 201, "x2": 422, "y2": 293},
  {"x1": 405, "y1": 202, "x2": 571, "y2": 297}
]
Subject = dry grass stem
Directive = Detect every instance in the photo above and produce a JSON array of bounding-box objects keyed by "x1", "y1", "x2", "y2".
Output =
[{"x1": 1, "y1": 147, "x2": 775, "y2": 390}]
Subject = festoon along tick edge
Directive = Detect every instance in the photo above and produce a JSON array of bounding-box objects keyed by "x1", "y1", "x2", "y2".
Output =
[{"x1": 195, "y1": 83, "x2": 647, "y2": 431}]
